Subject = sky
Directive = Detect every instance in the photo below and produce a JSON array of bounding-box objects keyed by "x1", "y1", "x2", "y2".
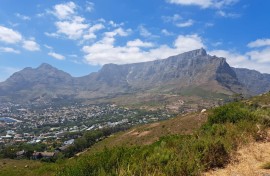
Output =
[{"x1": 0, "y1": 0, "x2": 270, "y2": 82}]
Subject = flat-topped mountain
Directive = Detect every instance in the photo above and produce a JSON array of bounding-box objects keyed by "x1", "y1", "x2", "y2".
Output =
[
  {"x1": 0, "y1": 48, "x2": 269, "y2": 105},
  {"x1": 78, "y1": 48, "x2": 244, "y2": 98}
]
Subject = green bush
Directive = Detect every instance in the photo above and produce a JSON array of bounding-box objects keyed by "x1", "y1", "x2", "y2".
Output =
[{"x1": 207, "y1": 102, "x2": 255, "y2": 125}]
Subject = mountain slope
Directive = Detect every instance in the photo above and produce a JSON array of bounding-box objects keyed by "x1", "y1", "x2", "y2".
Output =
[
  {"x1": 233, "y1": 67, "x2": 270, "y2": 95},
  {"x1": 77, "y1": 48, "x2": 245, "y2": 99},
  {"x1": 0, "y1": 48, "x2": 262, "y2": 104},
  {"x1": 0, "y1": 63, "x2": 77, "y2": 103}
]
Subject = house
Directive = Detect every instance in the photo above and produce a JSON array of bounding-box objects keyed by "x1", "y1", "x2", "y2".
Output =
[
  {"x1": 55, "y1": 145, "x2": 69, "y2": 152},
  {"x1": 64, "y1": 139, "x2": 74, "y2": 145},
  {"x1": 32, "y1": 152, "x2": 56, "y2": 160}
]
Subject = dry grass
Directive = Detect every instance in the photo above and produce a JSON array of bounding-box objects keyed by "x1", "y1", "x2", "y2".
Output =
[
  {"x1": 0, "y1": 159, "x2": 56, "y2": 176},
  {"x1": 84, "y1": 112, "x2": 208, "y2": 155},
  {"x1": 204, "y1": 131, "x2": 270, "y2": 176}
]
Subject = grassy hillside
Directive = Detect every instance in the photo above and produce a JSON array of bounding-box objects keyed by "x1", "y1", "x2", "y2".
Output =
[
  {"x1": 57, "y1": 93, "x2": 270, "y2": 176},
  {"x1": 1, "y1": 92, "x2": 270, "y2": 176},
  {"x1": 84, "y1": 112, "x2": 207, "y2": 155},
  {"x1": 0, "y1": 159, "x2": 57, "y2": 176}
]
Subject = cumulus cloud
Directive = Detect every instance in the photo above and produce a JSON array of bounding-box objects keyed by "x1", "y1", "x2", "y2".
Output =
[
  {"x1": 138, "y1": 25, "x2": 153, "y2": 38},
  {"x1": 216, "y1": 10, "x2": 241, "y2": 18},
  {"x1": 55, "y1": 16, "x2": 89, "y2": 40},
  {"x1": 44, "y1": 32, "x2": 60, "y2": 38},
  {"x1": 166, "y1": 0, "x2": 238, "y2": 9},
  {"x1": 0, "y1": 47, "x2": 20, "y2": 54},
  {"x1": 247, "y1": 38, "x2": 270, "y2": 48},
  {"x1": 47, "y1": 2, "x2": 92, "y2": 40},
  {"x1": 127, "y1": 39, "x2": 154, "y2": 48},
  {"x1": 22, "y1": 40, "x2": 40, "y2": 51},
  {"x1": 52, "y1": 1, "x2": 76, "y2": 19},
  {"x1": 48, "y1": 52, "x2": 65, "y2": 60},
  {"x1": 161, "y1": 29, "x2": 174, "y2": 36},
  {"x1": 176, "y1": 19, "x2": 194, "y2": 27},
  {"x1": 0, "y1": 25, "x2": 22, "y2": 44},
  {"x1": 246, "y1": 48, "x2": 270, "y2": 63},
  {"x1": 0, "y1": 25, "x2": 40, "y2": 52},
  {"x1": 85, "y1": 1, "x2": 95, "y2": 12},
  {"x1": 15, "y1": 13, "x2": 31, "y2": 20},
  {"x1": 83, "y1": 23, "x2": 105, "y2": 40},
  {"x1": 209, "y1": 47, "x2": 270, "y2": 74},
  {"x1": 82, "y1": 32, "x2": 204, "y2": 65},
  {"x1": 174, "y1": 34, "x2": 205, "y2": 51},
  {"x1": 162, "y1": 14, "x2": 182, "y2": 23}
]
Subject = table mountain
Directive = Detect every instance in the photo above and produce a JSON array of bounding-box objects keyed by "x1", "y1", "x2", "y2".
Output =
[{"x1": 0, "y1": 48, "x2": 268, "y2": 104}]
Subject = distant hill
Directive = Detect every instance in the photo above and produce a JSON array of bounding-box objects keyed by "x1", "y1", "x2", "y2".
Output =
[{"x1": 0, "y1": 48, "x2": 269, "y2": 105}]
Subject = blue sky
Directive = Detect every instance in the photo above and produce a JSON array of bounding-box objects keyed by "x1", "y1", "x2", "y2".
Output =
[{"x1": 0, "y1": 0, "x2": 270, "y2": 81}]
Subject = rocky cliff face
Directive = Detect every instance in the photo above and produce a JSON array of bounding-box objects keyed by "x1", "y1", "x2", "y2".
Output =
[
  {"x1": 233, "y1": 68, "x2": 270, "y2": 95},
  {"x1": 79, "y1": 48, "x2": 244, "y2": 95},
  {"x1": 0, "y1": 49, "x2": 265, "y2": 104}
]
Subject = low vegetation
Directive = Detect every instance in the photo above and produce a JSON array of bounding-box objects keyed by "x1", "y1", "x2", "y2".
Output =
[
  {"x1": 262, "y1": 162, "x2": 270, "y2": 170},
  {"x1": 57, "y1": 94, "x2": 270, "y2": 176}
]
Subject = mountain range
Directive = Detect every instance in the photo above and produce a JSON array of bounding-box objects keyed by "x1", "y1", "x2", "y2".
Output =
[{"x1": 0, "y1": 48, "x2": 270, "y2": 106}]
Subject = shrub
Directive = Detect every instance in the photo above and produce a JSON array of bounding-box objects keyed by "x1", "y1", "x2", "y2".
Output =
[{"x1": 207, "y1": 102, "x2": 255, "y2": 125}]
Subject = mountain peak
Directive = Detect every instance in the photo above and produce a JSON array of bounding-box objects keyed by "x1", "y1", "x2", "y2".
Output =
[
  {"x1": 37, "y1": 63, "x2": 55, "y2": 70},
  {"x1": 174, "y1": 48, "x2": 207, "y2": 59},
  {"x1": 186, "y1": 48, "x2": 207, "y2": 56}
]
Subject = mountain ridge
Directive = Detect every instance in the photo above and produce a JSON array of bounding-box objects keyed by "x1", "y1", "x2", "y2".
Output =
[{"x1": 0, "y1": 48, "x2": 269, "y2": 105}]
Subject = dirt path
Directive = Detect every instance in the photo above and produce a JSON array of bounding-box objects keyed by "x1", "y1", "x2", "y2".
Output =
[{"x1": 204, "y1": 141, "x2": 270, "y2": 176}]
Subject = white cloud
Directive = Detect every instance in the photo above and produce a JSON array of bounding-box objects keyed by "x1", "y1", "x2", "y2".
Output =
[
  {"x1": 247, "y1": 38, "x2": 270, "y2": 48},
  {"x1": 246, "y1": 48, "x2": 270, "y2": 63},
  {"x1": 15, "y1": 13, "x2": 31, "y2": 20},
  {"x1": 83, "y1": 23, "x2": 105, "y2": 40},
  {"x1": 48, "y1": 52, "x2": 65, "y2": 60},
  {"x1": 209, "y1": 48, "x2": 270, "y2": 74},
  {"x1": 0, "y1": 47, "x2": 20, "y2": 54},
  {"x1": 161, "y1": 29, "x2": 174, "y2": 36},
  {"x1": 138, "y1": 25, "x2": 152, "y2": 37},
  {"x1": 127, "y1": 39, "x2": 154, "y2": 48},
  {"x1": 166, "y1": 0, "x2": 238, "y2": 9},
  {"x1": 209, "y1": 50, "x2": 248, "y2": 68},
  {"x1": 174, "y1": 34, "x2": 205, "y2": 51},
  {"x1": 52, "y1": 1, "x2": 76, "y2": 19},
  {"x1": 213, "y1": 0, "x2": 239, "y2": 8},
  {"x1": 44, "y1": 44, "x2": 53, "y2": 50},
  {"x1": 216, "y1": 10, "x2": 241, "y2": 18},
  {"x1": 176, "y1": 19, "x2": 194, "y2": 27},
  {"x1": 47, "y1": 2, "x2": 89, "y2": 40},
  {"x1": 0, "y1": 25, "x2": 40, "y2": 52},
  {"x1": 0, "y1": 25, "x2": 22, "y2": 44},
  {"x1": 109, "y1": 20, "x2": 124, "y2": 27},
  {"x1": 138, "y1": 25, "x2": 158, "y2": 38},
  {"x1": 162, "y1": 14, "x2": 182, "y2": 23},
  {"x1": 83, "y1": 33, "x2": 205, "y2": 65},
  {"x1": 22, "y1": 40, "x2": 40, "y2": 51},
  {"x1": 166, "y1": 0, "x2": 213, "y2": 8},
  {"x1": 85, "y1": 1, "x2": 94, "y2": 12},
  {"x1": 44, "y1": 32, "x2": 60, "y2": 38},
  {"x1": 55, "y1": 16, "x2": 89, "y2": 39}
]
